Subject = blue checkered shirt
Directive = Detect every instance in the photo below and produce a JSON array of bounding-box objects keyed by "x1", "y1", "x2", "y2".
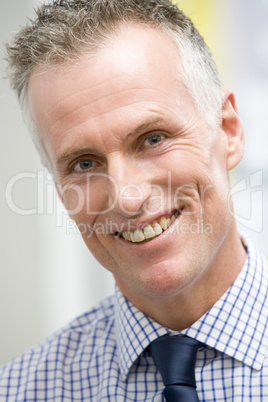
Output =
[{"x1": 1, "y1": 236, "x2": 268, "y2": 401}]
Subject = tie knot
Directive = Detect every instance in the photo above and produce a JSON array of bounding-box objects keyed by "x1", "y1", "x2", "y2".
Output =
[{"x1": 148, "y1": 335, "x2": 201, "y2": 388}]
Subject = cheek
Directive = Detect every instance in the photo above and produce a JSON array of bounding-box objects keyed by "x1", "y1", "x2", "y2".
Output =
[
  {"x1": 166, "y1": 155, "x2": 230, "y2": 221},
  {"x1": 165, "y1": 159, "x2": 210, "y2": 210},
  {"x1": 62, "y1": 187, "x2": 87, "y2": 217},
  {"x1": 81, "y1": 231, "x2": 122, "y2": 275},
  {"x1": 60, "y1": 177, "x2": 110, "y2": 222}
]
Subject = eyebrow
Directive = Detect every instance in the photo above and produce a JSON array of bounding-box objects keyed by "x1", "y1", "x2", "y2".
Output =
[
  {"x1": 56, "y1": 117, "x2": 164, "y2": 168},
  {"x1": 124, "y1": 117, "x2": 164, "y2": 141},
  {"x1": 56, "y1": 146, "x2": 97, "y2": 171}
]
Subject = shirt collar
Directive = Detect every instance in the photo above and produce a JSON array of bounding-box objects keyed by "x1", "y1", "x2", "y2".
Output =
[
  {"x1": 183, "y1": 235, "x2": 268, "y2": 371},
  {"x1": 114, "y1": 235, "x2": 268, "y2": 379},
  {"x1": 114, "y1": 286, "x2": 169, "y2": 381}
]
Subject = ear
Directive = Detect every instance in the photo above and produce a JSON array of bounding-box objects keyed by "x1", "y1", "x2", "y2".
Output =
[{"x1": 221, "y1": 89, "x2": 245, "y2": 170}]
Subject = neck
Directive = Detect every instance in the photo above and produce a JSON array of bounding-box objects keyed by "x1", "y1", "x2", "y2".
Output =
[{"x1": 116, "y1": 228, "x2": 247, "y2": 331}]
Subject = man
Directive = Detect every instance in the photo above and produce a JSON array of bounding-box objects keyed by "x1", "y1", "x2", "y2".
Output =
[{"x1": 1, "y1": 0, "x2": 267, "y2": 400}]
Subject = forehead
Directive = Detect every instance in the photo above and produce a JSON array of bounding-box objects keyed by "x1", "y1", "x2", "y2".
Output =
[
  {"x1": 27, "y1": 23, "x2": 195, "y2": 164},
  {"x1": 27, "y1": 23, "x2": 181, "y2": 114}
]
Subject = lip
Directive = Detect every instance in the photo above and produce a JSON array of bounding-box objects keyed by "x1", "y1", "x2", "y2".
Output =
[{"x1": 114, "y1": 208, "x2": 183, "y2": 249}]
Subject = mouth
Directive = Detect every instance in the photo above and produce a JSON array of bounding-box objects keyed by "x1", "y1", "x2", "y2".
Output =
[{"x1": 119, "y1": 209, "x2": 182, "y2": 243}]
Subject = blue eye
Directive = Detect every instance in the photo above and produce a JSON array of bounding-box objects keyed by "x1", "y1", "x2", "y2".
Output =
[
  {"x1": 144, "y1": 134, "x2": 164, "y2": 147},
  {"x1": 73, "y1": 159, "x2": 94, "y2": 172}
]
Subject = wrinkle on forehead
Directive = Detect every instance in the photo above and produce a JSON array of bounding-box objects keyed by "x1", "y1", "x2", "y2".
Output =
[
  {"x1": 28, "y1": 23, "x2": 181, "y2": 114},
  {"x1": 27, "y1": 23, "x2": 199, "y2": 171}
]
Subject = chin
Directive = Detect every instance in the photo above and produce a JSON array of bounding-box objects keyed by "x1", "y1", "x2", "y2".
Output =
[{"x1": 131, "y1": 260, "x2": 193, "y2": 299}]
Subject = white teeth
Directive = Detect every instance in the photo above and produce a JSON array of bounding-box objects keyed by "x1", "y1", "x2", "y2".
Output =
[
  {"x1": 159, "y1": 216, "x2": 168, "y2": 230},
  {"x1": 132, "y1": 229, "x2": 145, "y2": 243},
  {"x1": 143, "y1": 225, "x2": 156, "y2": 239},
  {"x1": 122, "y1": 231, "x2": 132, "y2": 241},
  {"x1": 121, "y1": 211, "x2": 180, "y2": 243},
  {"x1": 152, "y1": 222, "x2": 163, "y2": 235}
]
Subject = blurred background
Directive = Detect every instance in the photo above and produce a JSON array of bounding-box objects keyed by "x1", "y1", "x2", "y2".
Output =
[{"x1": 1, "y1": 0, "x2": 267, "y2": 365}]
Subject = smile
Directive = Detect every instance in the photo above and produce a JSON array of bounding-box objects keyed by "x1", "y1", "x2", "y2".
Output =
[{"x1": 120, "y1": 210, "x2": 181, "y2": 243}]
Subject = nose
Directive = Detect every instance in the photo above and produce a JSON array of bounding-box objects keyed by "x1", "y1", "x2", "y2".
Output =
[{"x1": 107, "y1": 155, "x2": 152, "y2": 218}]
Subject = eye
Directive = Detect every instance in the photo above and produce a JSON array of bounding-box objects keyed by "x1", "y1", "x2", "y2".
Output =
[
  {"x1": 143, "y1": 133, "x2": 164, "y2": 147},
  {"x1": 73, "y1": 158, "x2": 95, "y2": 172}
]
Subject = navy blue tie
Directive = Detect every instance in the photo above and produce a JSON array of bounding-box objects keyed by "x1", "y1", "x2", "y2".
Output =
[{"x1": 148, "y1": 335, "x2": 201, "y2": 401}]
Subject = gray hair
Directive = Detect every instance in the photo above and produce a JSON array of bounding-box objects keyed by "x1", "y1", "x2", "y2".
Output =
[{"x1": 6, "y1": 0, "x2": 223, "y2": 166}]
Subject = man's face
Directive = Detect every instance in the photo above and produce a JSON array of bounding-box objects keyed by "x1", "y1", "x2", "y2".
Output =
[{"x1": 28, "y1": 24, "x2": 241, "y2": 307}]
